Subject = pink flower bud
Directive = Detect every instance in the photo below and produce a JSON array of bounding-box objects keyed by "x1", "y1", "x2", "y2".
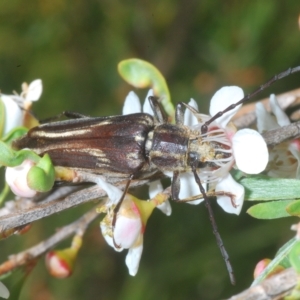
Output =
[
  {"x1": 45, "y1": 235, "x2": 82, "y2": 279},
  {"x1": 45, "y1": 249, "x2": 76, "y2": 279},
  {"x1": 253, "y1": 258, "x2": 284, "y2": 279}
]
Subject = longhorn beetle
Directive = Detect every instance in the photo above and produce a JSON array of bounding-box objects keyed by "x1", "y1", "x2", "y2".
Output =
[{"x1": 13, "y1": 66, "x2": 300, "y2": 284}]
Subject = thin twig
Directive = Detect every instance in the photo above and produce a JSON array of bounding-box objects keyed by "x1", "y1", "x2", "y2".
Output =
[
  {"x1": 262, "y1": 120, "x2": 300, "y2": 147},
  {"x1": 0, "y1": 177, "x2": 157, "y2": 232},
  {"x1": 0, "y1": 207, "x2": 100, "y2": 275},
  {"x1": 227, "y1": 268, "x2": 298, "y2": 300}
]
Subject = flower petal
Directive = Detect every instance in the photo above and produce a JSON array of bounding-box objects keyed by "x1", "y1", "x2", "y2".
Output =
[
  {"x1": 269, "y1": 94, "x2": 290, "y2": 127},
  {"x1": 100, "y1": 221, "x2": 123, "y2": 252},
  {"x1": 122, "y1": 91, "x2": 142, "y2": 115},
  {"x1": 255, "y1": 102, "x2": 279, "y2": 132},
  {"x1": 179, "y1": 173, "x2": 205, "y2": 205},
  {"x1": 148, "y1": 180, "x2": 172, "y2": 215},
  {"x1": 95, "y1": 177, "x2": 123, "y2": 204},
  {"x1": 157, "y1": 200, "x2": 172, "y2": 215},
  {"x1": 125, "y1": 243, "x2": 143, "y2": 276},
  {"x1": 114, "y1": 214, "x2": 142, "y2": 249},
  {"x1": 216, "y1": 173, "x2": 244, "y2": 215},
  {"x1": 25, "y1": 79, "x2": 43, "y2": 101},
  {"x1": 142, "y1": 89, "x2": 154, "y2": 115},
  {"x1": 289, "y1": 142, "x2": 300, "y2": 179},
  {"x1": 0, "y1": 281, "x2": 9, "y2": 299},
  {"x1": 5, "y1": 160, "x2": 37, "y2": 198},
  {"x1": 148, "y1": 180, "x2": 163, "y2": 198},
  {"x1": 1, "y1": 95, "x2": 23, "y2": 134},
  {"x1": 184, "y1": 98, "x2": 199, "y2": 126},
  {"x1": 232, "y1": 129, "x2": 268, "y2": 174},
  {"x1": 209, "y1": 86, "x2": 244, "y2": 128}
]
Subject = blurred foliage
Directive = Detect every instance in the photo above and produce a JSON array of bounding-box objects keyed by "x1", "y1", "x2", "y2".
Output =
[{"x1": 1, "y1": 0, "x2": 300, "y2": 299}]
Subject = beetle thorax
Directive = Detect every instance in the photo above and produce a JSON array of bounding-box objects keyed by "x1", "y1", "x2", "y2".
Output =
[{"x1": 146, "y1": 123, "x2": 190, "y2": 172}]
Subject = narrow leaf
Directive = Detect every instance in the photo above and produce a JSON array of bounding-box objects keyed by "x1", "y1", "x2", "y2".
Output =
[
  {"x1": 241, "y1": 176, "x2": 300, "y2": 201},
  {"x1": 286, "y1": 200, "x2": 300, "y2": 216},
  {"x1": 247, "y1": 200, "x2": 294, "y2": 219},
  {"x1": 289, "y1": 241, "x2": 300, "y2": 273},
  {"x1": 252, "y1": 237, "x2": 296, "y2": 286}
]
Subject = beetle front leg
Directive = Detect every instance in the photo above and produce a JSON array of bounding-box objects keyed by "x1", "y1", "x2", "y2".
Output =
[
  {"x1": 175, "y1": 103, "x2": 185, "y2": 126},
  {"x1": 148, "y1": 96, "x2": 168, "y2": 123}
]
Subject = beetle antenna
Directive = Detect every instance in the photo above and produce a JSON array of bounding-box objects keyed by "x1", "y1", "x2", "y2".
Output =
[
  {"x1": 191, "y1": 163, "x2": 235, "y2": 285},
  {"x1": 201, "y1": 66, "x2": 300, "y2": 134}
]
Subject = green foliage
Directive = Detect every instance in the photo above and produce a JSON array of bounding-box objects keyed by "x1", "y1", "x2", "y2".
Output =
[
  {"x1": 247, "y1": 200, "x2": 294, "y2": 219},
  {"x1": 242, "y1": 176, "x2": 300, "y2": 201},
  {"x1": 252, "y1": 237, "x2": 295, "y2": 285},
  {"x1": 27, "y1": 154, "x2": 55, "y2": 192},
  {"x1": 1, "y1": 1, "x2": 300, "y2": 299},
  {"x1": 118, "y1": 59, "x2": 174, "y2": 120}
]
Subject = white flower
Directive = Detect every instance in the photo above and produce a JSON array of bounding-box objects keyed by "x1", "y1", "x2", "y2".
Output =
[
  {"x1": 256, "y1": 94, "x2": 300, "y2": 178},
  {"x1": 100, "y1": 190, "x2": 168, "y2": 276},
  {"x1": 122, "y1": 89, "x2": 155, "y2": 116},
  {"x1": 0, "y1": 79, "x2": 42, "y2": 135},
  {"x1": 171, "y1": 87, "x2": 267, "y2": 214},
  {"x1": 100, "y1": 195, "x2": 143, "y2": 276},
  {"x1": 207, "y1": 86, "x2": 268, "y2": 174},
  {"x1": 122, "y1": 87, "x2": 268, "y2": 215},
  {"x1": 5, "y1": 160, "x2": 37, "y2": 198}
]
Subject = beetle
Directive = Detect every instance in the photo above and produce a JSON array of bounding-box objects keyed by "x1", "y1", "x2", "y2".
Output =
[{"x1": 13, "y1": 65, "x2": 300, "y2": 284}]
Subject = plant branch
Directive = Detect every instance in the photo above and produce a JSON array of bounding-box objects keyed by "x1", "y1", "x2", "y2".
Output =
[
  {"x1": 232, "y1": 88, "x2": 300, "y2": 128},
  {"x1": 0, "y1": 207, "x2": 100, "y2": 275},
  {"x1": 0, "y1": 177, "x2": 160, "y2": 233},
  {"x1": 227, "y1": 268, "x2": 298, "y2": 300},
  {"x1": 262, "y1": 120, "x2": 300, "y2": 147}
]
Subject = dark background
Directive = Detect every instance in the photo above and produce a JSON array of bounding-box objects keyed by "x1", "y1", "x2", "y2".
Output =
[{"x1": 1, "y1": 1, "x2": 300, "y2": 299}]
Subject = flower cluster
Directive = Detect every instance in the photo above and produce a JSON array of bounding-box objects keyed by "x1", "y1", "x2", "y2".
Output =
[
  {"x1": 1, "y1": 78, "x2": 269, "y2": 278},
  {"x1": 256, "y1": 94, "x2": 300, "y2": 178},
  {"x1": 93, "y1": 87, "x2": 268, "y2": 275},
  {"x1": 172, "y1": 86, "x2": 268, "y2": 214},
  {"x1": 88, "y1": 165, "x2": 170, "y2": 276}
]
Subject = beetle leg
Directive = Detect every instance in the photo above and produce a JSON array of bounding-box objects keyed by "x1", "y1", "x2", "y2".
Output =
[
  {"x1": 178, "y1": 101, "x2": 209, "y2": 124},
  {"x1": 62, "y1": 111, "x2": 89, "y2": 119},
  {"x1": 40, "y1": 111, "x2": 89, "y2": 123},
  {"x1": 175, "y1": 102, "x2": 185, "y2": 126},
  {"x1": 148, "y1": 96, "x2": 168, "y2": 123},
  {"x1": 171, "y1": 171, "x2": 181, "y2": 201},
  {"x1": 175, "y1": 190, "x2": 236, "y2": 205}
]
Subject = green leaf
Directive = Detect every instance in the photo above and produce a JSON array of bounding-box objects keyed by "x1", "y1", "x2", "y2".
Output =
[
  {"x1": 2, "y1": 262, "x2": 36, "y2": 300},
  {"x1": 289, "y1": 241, "x2": 300, "y2": 273},
  {"x1": 286, "y1": 200, "x2": 300, "y2": 216},
  {"x1": 240, "y1": 176, "x2": 300, "y2": 201},
  {"x1": 252, "y1": 237, "x2": 296, "y2": 286},
  {"x1": 0, "y1": 183, "x2": 10, "y2": 206},
  {"x1": 2, "y1": 127, "x2": 28, "y2": 145},
  {"x1": 0, "y1": 141, "x2": 40, "y2": 167},
  {"x1": 118, "y1": 59, "x2": 174, "y2": 121},
  {"x1": 0, "y1": 97, "x2": 5, "y2": 138},
  {"x1": 247, "y1": 200, "x2": 294, "y2": 219}
]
